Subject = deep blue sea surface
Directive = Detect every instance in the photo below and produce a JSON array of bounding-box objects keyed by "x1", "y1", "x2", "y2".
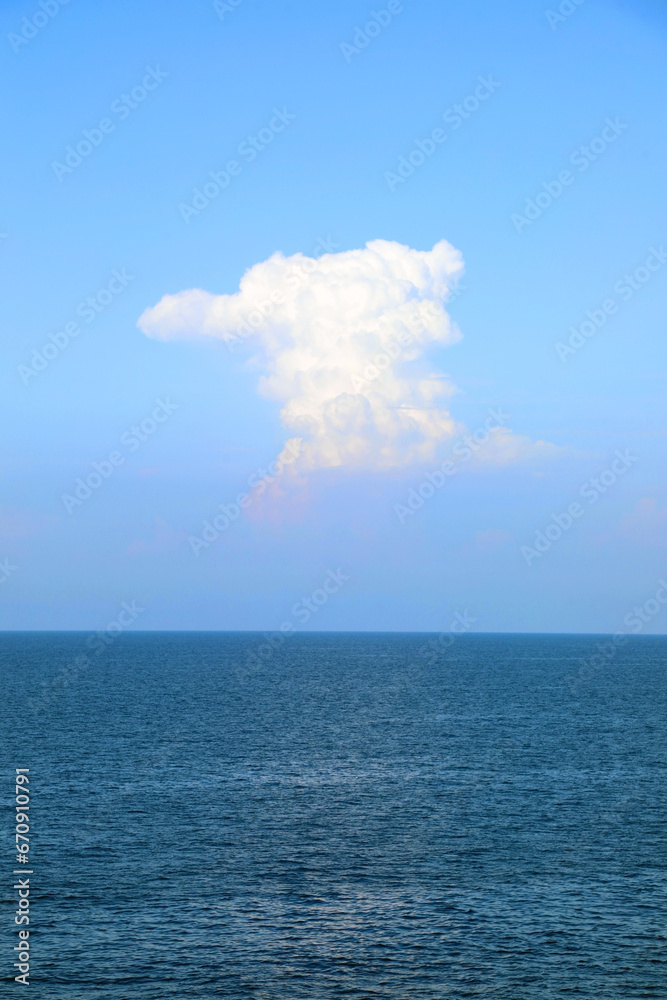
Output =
[{"x1": 2, "y1": 632, "x2": 666, "y2": 998}]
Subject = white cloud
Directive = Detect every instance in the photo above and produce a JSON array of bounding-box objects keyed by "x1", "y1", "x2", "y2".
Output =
[{"x1": 138, "y1": 239, "x2": 554, "y2": 472}]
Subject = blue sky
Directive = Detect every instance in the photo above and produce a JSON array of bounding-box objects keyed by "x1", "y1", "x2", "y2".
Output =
[{"x1": 2, "y1": 0, "x2": 666, "y2": 632}]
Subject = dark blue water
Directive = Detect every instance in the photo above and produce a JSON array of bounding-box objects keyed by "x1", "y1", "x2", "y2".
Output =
[{"x1": 2, "y1": 632, "x2": 666, "y2": 998}]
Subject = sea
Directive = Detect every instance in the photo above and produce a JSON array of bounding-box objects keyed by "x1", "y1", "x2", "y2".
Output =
[{"x1": 2, "y1": 632, "x2": 666, "y2": 999}]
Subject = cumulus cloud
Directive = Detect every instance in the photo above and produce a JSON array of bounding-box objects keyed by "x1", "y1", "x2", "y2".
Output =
[{"x1": 138, "y1": 239, "x2": 554, "y2": 472}]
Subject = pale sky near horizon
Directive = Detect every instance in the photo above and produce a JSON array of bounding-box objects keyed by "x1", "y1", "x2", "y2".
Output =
[{"x1": 2, "y1": 0, "x2": 666, "y2": 632}]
